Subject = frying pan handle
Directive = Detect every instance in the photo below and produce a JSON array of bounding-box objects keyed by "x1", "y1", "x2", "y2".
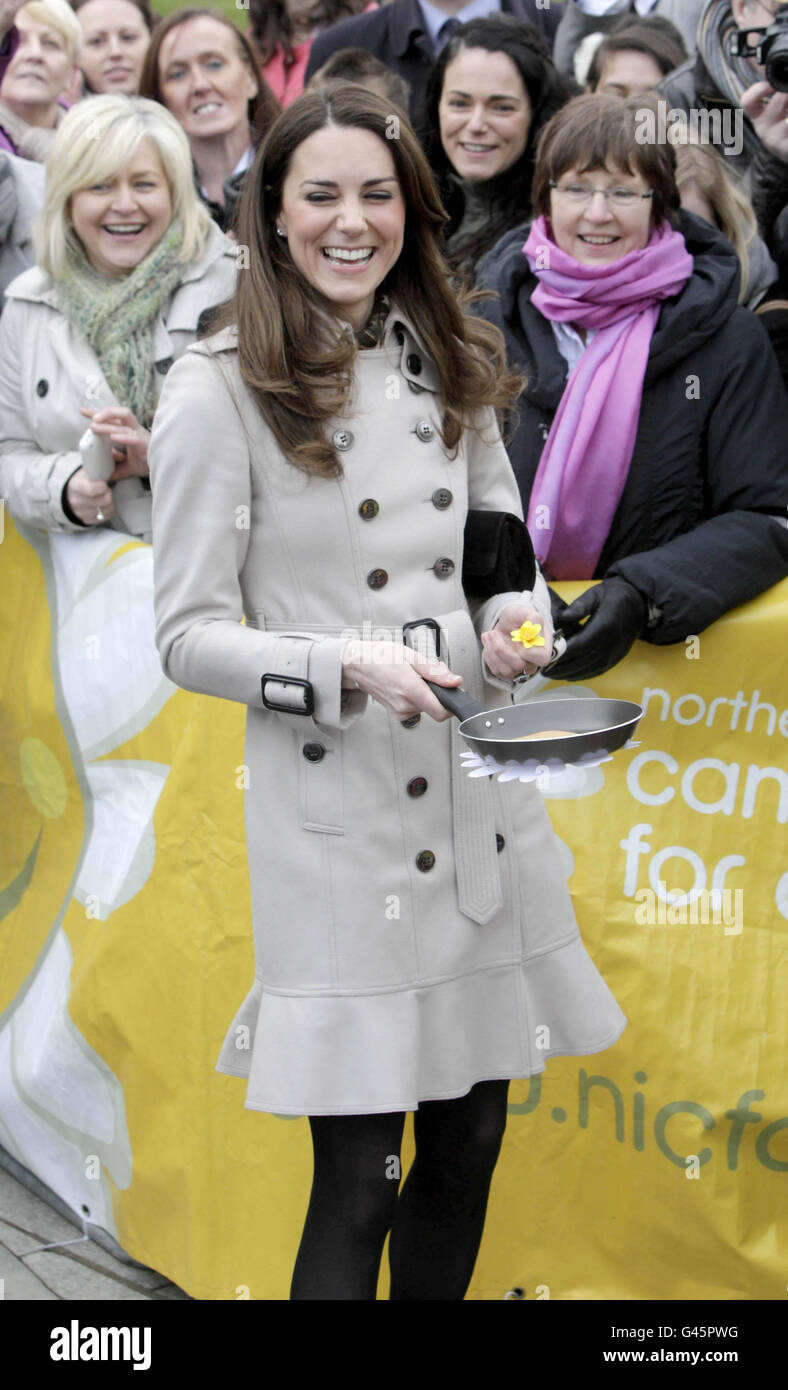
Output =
[{"x1": 424, "y1": 679, "x2": 484, "y2": 722}]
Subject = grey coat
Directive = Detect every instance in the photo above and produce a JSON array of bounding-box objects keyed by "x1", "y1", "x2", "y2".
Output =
[
  {"x1": 147, "y1": 304, "x2": 627, "y2": 1116},
  {"x1": 0, "y1": 220, "x2": 237, "y2": 539},
  {"x1": 0, "y1": 151, "x2": 44, "y2": 308}
]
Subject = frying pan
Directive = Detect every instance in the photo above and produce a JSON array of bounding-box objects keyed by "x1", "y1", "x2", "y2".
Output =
[{"x1": 425, "y1": 682, "x2": 643, "y2": 767}]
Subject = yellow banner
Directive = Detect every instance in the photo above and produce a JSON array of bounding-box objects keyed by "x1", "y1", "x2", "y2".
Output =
[{"x1": 1, "y1": 520, "x2": 785, "y2": 1299}]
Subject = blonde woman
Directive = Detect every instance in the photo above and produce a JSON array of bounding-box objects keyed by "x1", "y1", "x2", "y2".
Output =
[
  {"x1": 0, "y1": 94, "x2": 237, "y2": 537},
  {"x1": 0, "y1": 0, "x2": 81, "y2": 159},
  {"x1": 673, "y1": 134, "x2": 777, "y2": 309}
]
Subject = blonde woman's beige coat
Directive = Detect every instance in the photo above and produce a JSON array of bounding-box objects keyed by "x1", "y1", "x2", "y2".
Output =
[{"x1": 148, "y1": 304, "x2": 627, "y2": 1116}]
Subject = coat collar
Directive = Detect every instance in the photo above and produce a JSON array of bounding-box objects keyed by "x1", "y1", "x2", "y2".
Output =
[
  {"x1": 196, "y1": 299, "x2": 442, "y2": 393},
  {"x1": 7, "y1": 219, "x2": 235, "y2": 371},
  {"x1": 381, "y1": 300, "x2": 440, "y2": 393}
]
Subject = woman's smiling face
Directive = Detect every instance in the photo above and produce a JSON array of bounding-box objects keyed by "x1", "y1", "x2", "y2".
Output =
[
  {"x1": 438, "y1": 46, "x2": 531, "y2": 183},
  {"x1": 77, "y1": 0, "x2": 150, "y2": 95},
  {"x1": 549, "y1": 164, "x2": 655, "y2": 264},
  {"x1": 69, "y1": 136, "x2": 173, "y2": 278},
  {"x1": 157, "y1": 15, "x2": 257, "y2": 142},
  {"x1": 277, "y1": 124, "x2": 406, "y2": 332}
]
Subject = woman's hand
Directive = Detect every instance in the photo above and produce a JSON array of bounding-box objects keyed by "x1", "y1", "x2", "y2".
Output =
[
  {"x1": 342, "y1": 640, "x2": 463, "y2": 722},
  {"x1": 547, "y1": 577, "x2": 646, "y2": 681},
  {"x1": 65, "y1": 466, "x2": 115, "y2": 525},
  {"x1": 80, "y1": 405, "x2": 150, "y2": 479},
  {"x1": 480, "y1": 602, "x2": 554, "y2": 681}
]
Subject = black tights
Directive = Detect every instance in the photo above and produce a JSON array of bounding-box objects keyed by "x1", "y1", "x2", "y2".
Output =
[{"x1": 289, "y1": 1079, "x2": 509, "y2": 1300}]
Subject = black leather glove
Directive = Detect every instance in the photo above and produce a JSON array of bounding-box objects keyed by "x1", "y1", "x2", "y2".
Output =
[
  {"x1": 547, "y1": 585, "x2": 570, "y2": 628},
  {"x1": 547, "y1": 577, "x2": 647, "y2": 681}
]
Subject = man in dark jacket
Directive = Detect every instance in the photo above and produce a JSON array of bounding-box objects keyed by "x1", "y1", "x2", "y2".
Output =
[
  {"x1": 474, "y1": 209, "x2": 788, "y2": 677},
  {"x1": 304, "y1": 0, "x2": 561, "y2": 122}
]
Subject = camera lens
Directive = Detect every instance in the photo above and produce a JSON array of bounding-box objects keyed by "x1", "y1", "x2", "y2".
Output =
[{"x1": 765, "y1": 33, "x2": 788, "y2": 92}]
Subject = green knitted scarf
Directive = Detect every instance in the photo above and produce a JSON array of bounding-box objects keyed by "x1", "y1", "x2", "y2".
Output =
[{"x1": 56, "y1": 219, "x2": 186, "y2": 429}]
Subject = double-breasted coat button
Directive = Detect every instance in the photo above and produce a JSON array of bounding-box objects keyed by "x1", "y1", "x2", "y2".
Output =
[
  {"x1": 416, "y1": 850, "x2": 435, "y2": 871},
  {"x1": 303, "y1": 743, "x2": 325, "y2": 762},
  {"x1": 156, "y1": 357, "x2": 174, "y2": 375},
  {"x1": 415, "y1": 420, "x2": 433, "y2": 442},
  {"x1": 367, "y1": 568, "x2": 388, "y2": 590},
  {"x1": 359, "y1": 498, "x2": 379, "y2": 520},
  {"x1": 406, "y1": 353, "x2": 422, "y2": 375},
  {"x1": 407, "y1": 776, "x2": 428, "y2": 797},
  {"x1": 36, "y1": 379, "x2": 48, "y2": 397},
  {"x1": 401, "y1": 714, "x2": 421, "y2": 728},
  {"x1": 432, "y1": 557, "x2": 455, "y2": 579},
  {"x1": 332, "y1": 429, "x2": 354, "y2": 451},
  {"x1": 496, "y1": 834, "x2": 505, "y2": 853},
  {"x1": 431, "y1": 488, "x2": 452, "y2": 510}
]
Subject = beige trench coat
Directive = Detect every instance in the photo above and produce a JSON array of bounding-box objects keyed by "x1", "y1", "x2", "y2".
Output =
[
  {"x1": 0, "y1": 220, "x2": 237, "y2": 539},
  {"x1": 148, "y1": 302, "x2": 627, "y2": 1116}
]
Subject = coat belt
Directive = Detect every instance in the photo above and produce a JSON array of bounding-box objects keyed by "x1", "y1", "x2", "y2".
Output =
[{"x1": 402, "y1": 610, "x2": 503, "y2": 926}]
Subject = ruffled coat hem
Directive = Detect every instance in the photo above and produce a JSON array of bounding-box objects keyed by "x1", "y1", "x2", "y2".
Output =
[{"x1": 214, "y1": 935, "x2": 628, "y2": 1116}]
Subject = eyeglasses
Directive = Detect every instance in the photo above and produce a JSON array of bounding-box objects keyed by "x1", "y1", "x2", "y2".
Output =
[{"x1": 549, "y1": 180, "x2": 655, "y2": 208}]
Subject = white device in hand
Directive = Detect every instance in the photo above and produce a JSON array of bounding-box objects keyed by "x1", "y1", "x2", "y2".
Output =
[{"x1": 78, "y1": 426, "x2": 114, "y2": 481}]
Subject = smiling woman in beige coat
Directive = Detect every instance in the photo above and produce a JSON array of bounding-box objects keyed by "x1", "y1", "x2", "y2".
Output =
[
  {"x1": 148, "y1": 86, "x2": 627, "y2": 1301},
  {"x1": 0, "y1": 93, "x2": 237, "y2": 539}
]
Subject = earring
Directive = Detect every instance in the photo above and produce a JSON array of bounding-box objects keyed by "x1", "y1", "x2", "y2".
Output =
[{"x1": 276, "y1": 226, "x2": 287, "y2": 239}]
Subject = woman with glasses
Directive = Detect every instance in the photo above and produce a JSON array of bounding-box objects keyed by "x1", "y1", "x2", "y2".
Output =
[{"x1": 474, "y1": 92, "x2": 788, "y2": 682}]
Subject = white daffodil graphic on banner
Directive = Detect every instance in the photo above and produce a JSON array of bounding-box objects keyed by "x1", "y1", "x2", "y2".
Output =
[{"x1": 0, "y1": 526, "x2": 175, "y2": 1239}]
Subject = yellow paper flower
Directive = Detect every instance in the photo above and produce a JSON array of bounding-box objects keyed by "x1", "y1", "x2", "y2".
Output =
[{"x1": 509, "y1": 621, "x2": 546, "y2": 648}]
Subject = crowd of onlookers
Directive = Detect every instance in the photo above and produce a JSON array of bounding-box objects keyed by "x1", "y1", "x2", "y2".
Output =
[{"x1": 0, "y1": 0, "x2": 786, "y2": 674}]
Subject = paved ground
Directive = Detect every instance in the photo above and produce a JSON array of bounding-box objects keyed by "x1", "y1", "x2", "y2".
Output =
[{"x1": 0, "y1": 1154, "x2": 191, "y2": 1301}]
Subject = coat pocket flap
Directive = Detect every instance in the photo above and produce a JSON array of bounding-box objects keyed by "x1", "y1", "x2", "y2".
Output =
[{"x1": 296, "y1": 730, "x2": 344, "y2": 835}]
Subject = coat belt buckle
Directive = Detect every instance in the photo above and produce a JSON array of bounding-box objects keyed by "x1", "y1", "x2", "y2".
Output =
[
  {"x1": 261, "y1": 674, "x2": 315, "y2": 715},
  {"x1": 402, "y1": 617, "x2": 442, "y2": 661}
]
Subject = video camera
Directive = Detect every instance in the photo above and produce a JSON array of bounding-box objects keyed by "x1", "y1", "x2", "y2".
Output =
[{"x1": 731, "y1": 2, "x2": 788, "y2": 92}]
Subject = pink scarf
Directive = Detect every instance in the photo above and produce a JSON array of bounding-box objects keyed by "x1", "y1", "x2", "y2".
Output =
[{"x1": 522, "y1": 216, "x2": 693, "y2": 579}]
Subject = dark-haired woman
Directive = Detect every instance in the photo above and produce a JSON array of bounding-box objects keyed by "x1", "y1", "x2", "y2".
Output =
[
  {"x1": 419, "y1": 14, "x2": 576, "y2": 278},
  {"x1": 247, "y1": 0, "x2": 377, "y2": 108},
  {"x1": 148, "y1": 86, "x2": 627, "y2": 1300},
  {"x1": 474, "y1": 93, "x2": 788, "y2": 682},
  {"x1": 139, "y1": 8, "x2": 280, "y2": 233}
]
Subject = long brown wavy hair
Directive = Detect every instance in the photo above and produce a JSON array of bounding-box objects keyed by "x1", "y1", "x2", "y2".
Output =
[{"x1": 215, "y1": 86, "x2": 524, "y2": 479}]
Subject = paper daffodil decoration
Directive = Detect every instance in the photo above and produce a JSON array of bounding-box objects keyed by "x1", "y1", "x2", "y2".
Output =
[{"x1": 509, "y1": 621, "x2": 546, "y2": 648}]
